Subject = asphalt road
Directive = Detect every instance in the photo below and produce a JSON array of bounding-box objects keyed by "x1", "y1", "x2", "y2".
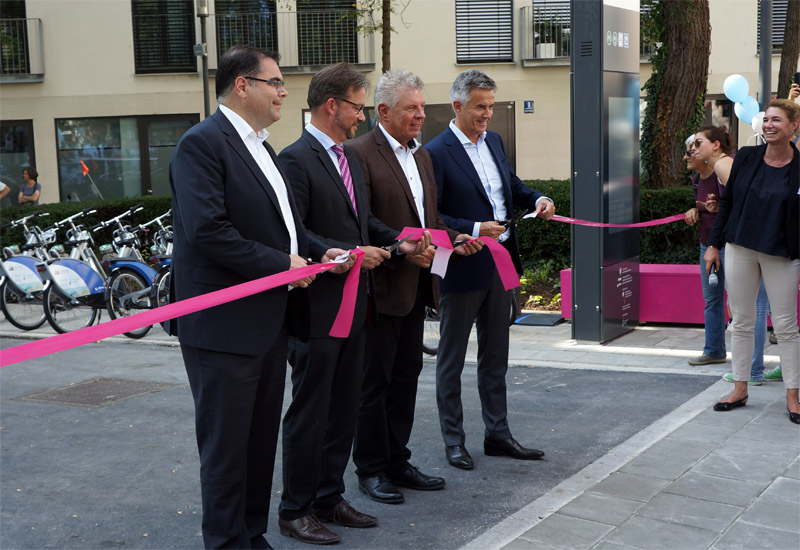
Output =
[{"x1": 0, "y1": 337, "x2": 716, "y2": 549}]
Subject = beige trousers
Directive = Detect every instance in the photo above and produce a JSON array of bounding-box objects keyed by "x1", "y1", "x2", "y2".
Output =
[{"x1": 725, "y1": 243, "x2": 800, "y2": 389}]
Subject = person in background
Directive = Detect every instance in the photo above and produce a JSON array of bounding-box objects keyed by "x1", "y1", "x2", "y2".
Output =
[
  {"x1": 703, "y1": 99, "x2": 800, "y2": 424},
  {"x1": 0, "y1": 180, "x2": 10, "y2": 203},
  {"x1": 18, "y1": 166, "x2": 41, "y2": 206}
]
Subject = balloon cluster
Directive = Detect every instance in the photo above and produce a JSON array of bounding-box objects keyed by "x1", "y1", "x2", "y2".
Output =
[{"x1": 723, "y1": 74, "x2": 765, "y2": 137}]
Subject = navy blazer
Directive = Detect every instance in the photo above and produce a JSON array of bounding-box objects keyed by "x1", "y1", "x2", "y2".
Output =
[
  {"x1": 425, "y1": 127, "x2": 543, "y2": 292},
  {"x1": 708, "y1": 142, "x2": 799, "y2": 260},
  {"x1": 169, "y1": 109, "x2": 327, "y2": 354},
  {"x1": 278, "y1": 129, "x2": 397, "y2": 339}
]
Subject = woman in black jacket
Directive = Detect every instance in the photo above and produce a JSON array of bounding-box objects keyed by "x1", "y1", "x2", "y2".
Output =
[{"x1": 702, "y1": 99, "x2": 800, "y2": 424}]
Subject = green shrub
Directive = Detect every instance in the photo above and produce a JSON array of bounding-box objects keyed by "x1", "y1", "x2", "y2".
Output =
[
  {"x1": 0, "y1": 195, "x2": 172, "y2": 250},
  {"x1": 516, "y1": 180, "x2": 698, "y2": 269}
]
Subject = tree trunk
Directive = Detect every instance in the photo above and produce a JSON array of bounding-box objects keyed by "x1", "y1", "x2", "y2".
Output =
[
  {"x1": 646, "y1": 0, "x2": 710, "y2": 188},
  {"x1": 777, "y1": 0, "x2": 800, "y2": 99},
  {"x1": 382, "y1": 0, "x2": 391, "y2": 72}
]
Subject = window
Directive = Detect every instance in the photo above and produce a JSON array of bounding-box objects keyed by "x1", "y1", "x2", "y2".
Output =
[
  {"x1": 531, "y1": 0, "x2": 570, "y2": 59},
  {"x1": 214, "y1": 0, "x2": 278, "y2": 61},
  {"x1": 758, "y1": 0, "x2": 790, "y2": 51},
  {"x1": 0, "y1": 120, "x2": 35, "y2": 207},
  {"x1": 456, "y1": 0, "x2": 513, "y2": 63},
  {"x1": 0, "y1": 0, "x2": 29, "y2": 75},
  {"x1": 132, "y1": 0, "x2": 196, "y2": 74},
  {"x1": 55, "y1": 115, "x2": 198, "y2": 201},
  {"x1": 297, "y1": 0, "x2": 357, "y2": 66}
]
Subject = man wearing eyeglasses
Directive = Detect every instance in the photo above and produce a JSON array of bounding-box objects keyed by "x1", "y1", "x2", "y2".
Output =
[
  {"x1": 169, "y1": 46, "x2": 350, "y2": 549},
  {"x1": 276, "y1": 63, "x2": 429, "y2": 545}
]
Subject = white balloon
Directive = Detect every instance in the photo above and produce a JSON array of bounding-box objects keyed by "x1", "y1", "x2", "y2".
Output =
[
  {"x1": 723, "y1": 74, "x2": 749, "y2": 103},
  {"x1": 741, "y1": 96, "x2": 761, "y2": 123},
  {"x1": 751, "y1": 111, "x2": 765, "y2": 135}
]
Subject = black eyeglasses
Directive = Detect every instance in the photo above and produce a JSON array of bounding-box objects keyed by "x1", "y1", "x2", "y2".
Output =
[
  {"x1": 335, "y1": 97, "x2": 365, "y2": 114},
  {"x1": 684, "y1": 150, "x2": 694, "y2": 157},
  {"x1": 244, "y1": 76, "x2": 285, "y2": 91}
]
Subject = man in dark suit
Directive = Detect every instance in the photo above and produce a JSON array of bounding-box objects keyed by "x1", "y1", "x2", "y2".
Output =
[
  {"x1": 425, "y1": 69, "x2": 555, "y2": 471},
  {"x1": 169, "y1": 46, "x2": 348, "y2": 549},
  {"x1": 349, "y1": 70, "x2": 480, "y2": 504},
  {"x1": 277, "y1": 63, "x2": 428, "y2": 545}
]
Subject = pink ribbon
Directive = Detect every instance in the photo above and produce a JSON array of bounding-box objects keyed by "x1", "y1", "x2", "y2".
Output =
[
  {"x1": 548, "y1": 214, "x2": 685, "y2": 228},
  {"x1": 394, "y1": 228, "x2": 520, "y2": 291},
  {"x1": 1, "y1": 250, "x2": 364, "y2": 368}
]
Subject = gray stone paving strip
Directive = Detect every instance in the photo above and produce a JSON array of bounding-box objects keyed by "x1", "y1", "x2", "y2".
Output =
[{"x1": 459, "y1": 380, "x2": 731, "y2": 550}]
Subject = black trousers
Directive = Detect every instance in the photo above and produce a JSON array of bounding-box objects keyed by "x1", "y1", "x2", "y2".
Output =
[
  {"x1": 436, "y1": 271, "x2": 513, "y2": 446},
  {"x1": 181, "y1": 329, "x2": 287, "y2": 550},
  {"x1": 353, "y1": 296, "x2": 426, "y2": 478},
  {"x1": 279, "y1": 328, "x2": 366, "y2": 520}
]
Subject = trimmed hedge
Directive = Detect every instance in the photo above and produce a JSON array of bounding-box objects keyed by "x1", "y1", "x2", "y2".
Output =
[
  {"x1": 1, "y1": 195, "x2": 172, "y2": 251},
  {"x1": 1, "y1": 183, "x2": 700, "y2": 268},
  {"x1": 517, "y1": 180, "x2": 698, "y2": 270}
]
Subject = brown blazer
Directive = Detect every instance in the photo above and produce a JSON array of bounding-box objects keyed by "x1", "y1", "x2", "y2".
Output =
[{"x1": 349, "y1": 125, "x2": 458, "y2": 316}]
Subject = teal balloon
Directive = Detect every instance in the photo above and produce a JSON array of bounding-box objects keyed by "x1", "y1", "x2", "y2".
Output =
[
  {"x1": 741, "y1": 96, "x2": 760, "y2": 123},
  {"x1": 723, "y1": 74, "x2": 749, "y2": 103}
]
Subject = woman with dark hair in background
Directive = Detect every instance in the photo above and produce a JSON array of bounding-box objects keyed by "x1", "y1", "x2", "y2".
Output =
[
  {"x1": 702, "y1": 100, "x2": 800, "y2": 424},
  {"x1": 17, "y1": 166, "x2": 41, "y2": 206}
]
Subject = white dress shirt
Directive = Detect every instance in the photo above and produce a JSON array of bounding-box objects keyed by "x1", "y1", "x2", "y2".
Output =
[
  {"x1": 305, "y1": 123, "x2": 342, "y2": 176},
  {"x1": 220, "y1": 104, "x2": 298, "y2": 255},
  {"x1": 378, "y1": 123, "x2": 426, "y2": 225},
  {"x1": 449, "y1": 121, "x2": 551, "y2": 242}
]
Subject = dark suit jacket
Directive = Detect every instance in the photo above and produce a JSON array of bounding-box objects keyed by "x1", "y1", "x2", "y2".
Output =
[
  {"x1": 349, "y1": 126, "x2": 458, "y2": 316},
  {"x1": 168, "y1": 109, "x2": 327, "y2": 355},
  {"x1": 278, "y1": 129, "x2": 398, "y2": 339},
  {"x1": 425, "y1": 127, "x2": 543, "y2": 292},
  {"x1": 708, "y1": 142, "x2": 799, "y2": 260}
]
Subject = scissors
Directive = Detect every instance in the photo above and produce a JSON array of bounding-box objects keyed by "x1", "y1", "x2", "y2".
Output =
[{"x1": 383, "y1": 234, "x2": 412, "y2": 252}]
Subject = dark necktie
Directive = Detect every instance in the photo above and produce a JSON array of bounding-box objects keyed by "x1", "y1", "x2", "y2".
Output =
[{"x1": 331, "y1": 144, "x2": 358, "y2": 218}]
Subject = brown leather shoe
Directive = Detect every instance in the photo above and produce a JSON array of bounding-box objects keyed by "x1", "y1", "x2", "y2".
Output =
[
  {"x1": 278, "y1": 514, "x2": 341, "y2": 545},
  {"x1": 314, "y1": 500, "x2": 378, "y2": 528}
]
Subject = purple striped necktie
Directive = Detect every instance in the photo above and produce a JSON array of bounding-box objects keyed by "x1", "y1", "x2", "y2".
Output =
[{"x1": 331, "y1": 144, "x2": 358, "y2": 218}]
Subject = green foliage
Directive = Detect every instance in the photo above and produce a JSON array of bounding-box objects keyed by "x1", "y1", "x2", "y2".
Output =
[
  {"x1": 516, "y1": 180, "x2": 698, "y2": 268},
  {"x1": 639, "y1": 0, "x2": 666, "y2": 189},
  {"x1": 0, "y1": 195, "x2": 172, "y2": 250}
]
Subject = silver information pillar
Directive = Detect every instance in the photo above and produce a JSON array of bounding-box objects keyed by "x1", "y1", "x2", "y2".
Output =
[{"x1": 570, "y1": 0, "x2": 640, "y2": 343}]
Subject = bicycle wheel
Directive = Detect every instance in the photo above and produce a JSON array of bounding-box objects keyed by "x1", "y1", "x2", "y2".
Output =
[
  {"x1": 153, "y1": 268, "x2": 170, "y2": 308},
  {"x1": 0, "y1": 279, "x2": 47, "y2": 330},
  {"x1": 105, "y1": 269, "x2": 152, "y2": 339},
  {"x1": 422, "y1": 306, "x2": 440, "y2": 356},
  {"x1": 43, "y1": 284, "x2": 99, "y2": 333}
]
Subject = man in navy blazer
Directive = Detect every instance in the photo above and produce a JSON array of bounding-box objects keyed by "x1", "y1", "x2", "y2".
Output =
[
  {"x1": 425, "y1": 69, "x2": 555, "y2": 470},
  {"x1": 169, "y1": 46, "x2": 347, "y2": 549},
  {"x1": 276, "y1": 63, "x2": 425, "y2": 545}
]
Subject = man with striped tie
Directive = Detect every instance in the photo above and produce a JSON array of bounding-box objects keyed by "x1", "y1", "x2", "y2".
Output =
[{"x1": 276, "y1": 63, "x2": 428, "y2": 546}]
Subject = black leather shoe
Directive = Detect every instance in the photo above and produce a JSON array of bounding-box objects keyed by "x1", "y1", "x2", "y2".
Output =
[
  {"x1": 445, "y1": 445, "x2": 474, "y2": 470},
  {"x1": 358, "y1": 474, "x2": 404, "y2": 504},
  {"x1": 484, "y1": 437, "x2": 544, "y2": 460},
  {"x1": 386, "y1": 464, "x2": 445, "y2": 491},
  {"x1": 788, "y1": 408, "x2": 800, "y2": 425},
  {"x1": 278, "y1": 515, "x2": 340, "y2": 545},
  {"x1": 713, "y1": 396, "x2": 747, "y2": 411}
]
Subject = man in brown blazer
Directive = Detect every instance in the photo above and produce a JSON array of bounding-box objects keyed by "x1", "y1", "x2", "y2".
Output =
[{"x1": 349, "y1": 70, "x2": 481, "y2": 504}]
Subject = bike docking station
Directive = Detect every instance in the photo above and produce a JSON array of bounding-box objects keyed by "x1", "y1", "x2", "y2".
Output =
[{"x1": 570, "y1": 0, "x2": 641, "y2": 343}]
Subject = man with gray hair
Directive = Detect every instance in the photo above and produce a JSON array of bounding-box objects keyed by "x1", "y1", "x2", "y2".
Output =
[
  {"x1": 349, "y1": 70, "x2": 480, "y2": 504},
  {"x1": 425, "y1": 69, "x2": 555, "y2": 470}
]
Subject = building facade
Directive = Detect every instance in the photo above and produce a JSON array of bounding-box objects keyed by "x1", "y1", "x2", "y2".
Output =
[{"x1": 0, "y1": 0, "x2": 793, "y2": 205}]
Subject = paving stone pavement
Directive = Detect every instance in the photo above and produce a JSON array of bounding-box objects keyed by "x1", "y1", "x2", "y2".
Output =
[{"x1": 2, "y1": 316, "x2": 797, "y2": 549}]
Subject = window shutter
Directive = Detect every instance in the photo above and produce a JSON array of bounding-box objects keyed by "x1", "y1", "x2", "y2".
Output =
[
  {"x1": 132, "y1": 0, "x2": 195, "y2": 74},
  {"x1": 456, "y1": 0, "x2": 513, "y2": 63}
]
